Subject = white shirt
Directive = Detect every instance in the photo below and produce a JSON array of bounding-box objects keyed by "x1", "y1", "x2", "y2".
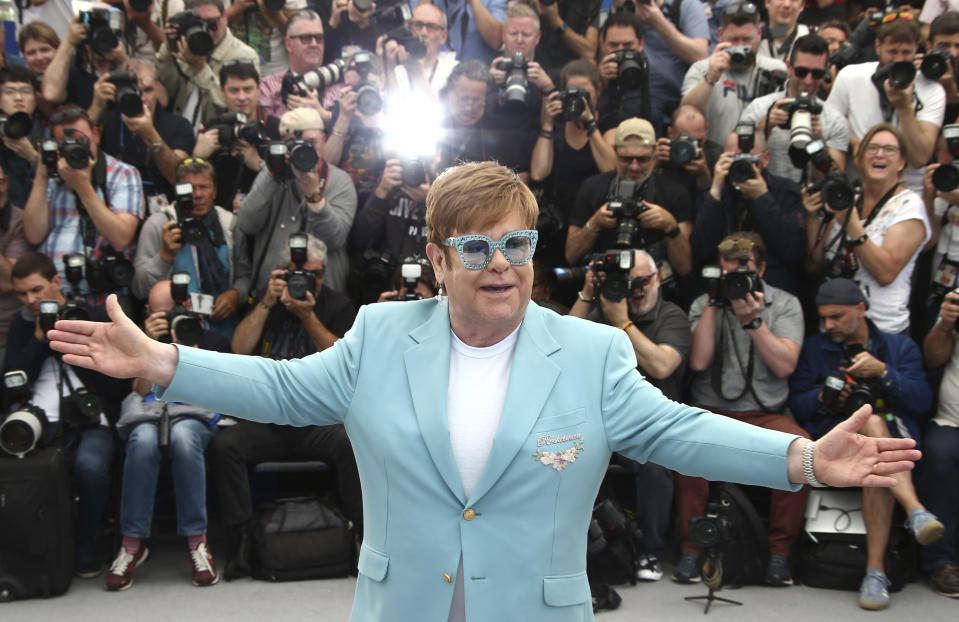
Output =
[{"x1": 32, "y1": 356, "x2": 107, "y2": 426}]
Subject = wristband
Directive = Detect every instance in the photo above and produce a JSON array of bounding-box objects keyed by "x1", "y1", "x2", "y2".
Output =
[
  {"x1": 742, "y1": 317, "x2": 762, "y2": 330},
  {"x1": 620, "y1": 321, "x2": 634, "y2": 333},
  {"x1": 585, "y1": 120, "x2": 598, "y2": 134},
  {"x1": 802, "y1": 441, "x2": 827, "y2": 488},
  {"x1": 847, "y1": 233, "x2": 869, "y2": 248},
  {"x1": 305, "y1": 191, "x2": 324, "y2": 203},
  {"x1": 584, "y1": 220, "x2": 597, "y2": 233},
  {"x1": 665, "y1": 224, "x2": 680, "y2": 238},
  {"x1": 555, "y1": 21, "x2": 567, "y2": 35},
  {"x1": 259, "y1": 300, "x2": 273, "y2": 312},
  {"x1": 577, "y1": 291, "x2": 595, "y2": 303},
  {"x1": 704, "y1": 74, "x2": 718, "y2": 86},
  {"x1": 539, "y1": 129, "x2": 554, "y2": 140},
  {"x1": 149, "y1": 140, "x2": 164, "y2": 154},
  {"x1": 331, "y1": 128, "x2": 347, "y2": 138}
]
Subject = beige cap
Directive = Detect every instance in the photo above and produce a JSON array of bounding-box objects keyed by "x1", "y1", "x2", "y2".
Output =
[
  {"x1": 614, "y1": 118, "x2": 656, "y2": 147},
  {"x1": 279, "y1": 108, "x2": 325, "y2": 136}
]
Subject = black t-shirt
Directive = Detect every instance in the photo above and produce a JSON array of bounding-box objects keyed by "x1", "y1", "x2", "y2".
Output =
[
  {"x1": 548, "y1": 123, "x2": 602, "y2": 222},
  {"x1": 255, "y1": 284, "x2": 357, "y2": 360},
  {"x1": 534, "y1": 0, "x2": 602, "y2": 71},
  {"x1": 323, "y1": 19, "x2": 379, "y2": 65},
  {"x1": 101, "y1": 106, "x2": 197, "y2": 200},
  {"x1": 67, "y1": 62, "x2": 96, "y2": 110},
  {"x1": 438, "y1": 116, "x2": 530, "y2": 174}
]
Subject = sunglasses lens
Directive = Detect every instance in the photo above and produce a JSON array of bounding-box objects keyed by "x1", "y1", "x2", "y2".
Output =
[
  {"x1": 504, "y1": 234, "x2": 533, "y2": 263},
  {"x1": 461, "y1": 239, "x2": 491, "y2": 266}
]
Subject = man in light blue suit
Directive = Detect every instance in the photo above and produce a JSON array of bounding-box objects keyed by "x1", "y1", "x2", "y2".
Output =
[{"x1": 50, "y1": 161, "x2": 921, "y2": 622}]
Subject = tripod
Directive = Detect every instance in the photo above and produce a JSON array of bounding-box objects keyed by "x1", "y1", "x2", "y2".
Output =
[{"x1": 684, "y1": 551, "x2": 743, "y2": 614}]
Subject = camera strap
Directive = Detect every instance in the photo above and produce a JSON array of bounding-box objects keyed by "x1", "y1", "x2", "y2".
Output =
[
  {"x1": 711, "y1": 308, "x2": 780, "y2": 413},
  {"x1": 72, "y1": 154, "x2": 112, "y2": 254},
  {"x1": 825, "y1": 184, "x2": 898, "y2": 264}
]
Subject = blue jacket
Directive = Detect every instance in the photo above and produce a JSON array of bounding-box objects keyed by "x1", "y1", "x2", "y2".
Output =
[
  {"x1": 788, "y1": 319, "x2": 932, "y2": 443},
  {"x1": 159, "y1": 299, "x2": 801, "y2": 621}
]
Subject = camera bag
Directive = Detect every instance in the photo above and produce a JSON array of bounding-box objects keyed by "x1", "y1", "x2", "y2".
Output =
[
  {"x1": 703, "y1": 483, "x2": 768, "y2": 586},
  {"x1": 0, "y1": 447, "x2": 74, "y2": 601},
  {"x1": 251, "y1": 496, "x2": 355, "y2": 582}
]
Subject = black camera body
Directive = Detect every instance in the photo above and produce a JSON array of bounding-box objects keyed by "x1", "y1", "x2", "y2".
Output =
[
  {"x1": 370, "y1": 1, "x2": 412, "y2": 32},
  {"x1": 607, "y1": 180, "x2": 647, "y2": 248},
  {"x1": 689, "y1": 513, "x2": 732, "y2": 549},
  {"x1": 1, "y1": 370, "x2": 50, "y2": 458},
  {"x1": 558, "y1": 87, "x2": 588, "y2": 122},
  {"x1": 822, "y1": 345, "x2": 881, "y2": 417},
  {"x1": 933, "y1": 124, "x2": 959, "y2": 192},
  {"x1": 806, "y1": 139, "x2": 856, "y2": 212},
  {"x1": 162, "y1": 272, "x2": 203, "y2": 347},
  {"x1": 729, "y1": 154, "x2": 759, "y2": 185},
  {"x1": 701, "y1": 263, "x2": 763, "y2": 304},
  {"x1": 921, "y1": 48, "x2": 954, "y2": 80},
  {"x1": 400, "y1": 156, "x2": 427, "y2": 188},
  {"x1": 265, "y1": 136, "x2": 319, "y2": 179},
  {"x1": 53, "y1": 136, "x2": 92, "y2": 170},
  {"x1": 281, "y1": 59, "x2": 348, "y2": 104},
  {"x1": 172, "y1": 182, "x2": 210, "y2": 246},
  {"x1": 496, "y1": 53, "x2": 530, "y2": 113},
  {"x1": 168, "y1": 10, "x2": 217, "y2": 57},
  {"x1": 38, "y1": 298, "x2": 90, "y2": 335},
  {"x1": 61, "y1": 388, "x2": 103, "y2": 429},
  {"x1": 0, "y1": 111, "x2": 32, "y2": 140},
  {"x1": 40, "y1": 138, "x2": 59, "y2": 177},
  {"x1": 726, "y1": 45, "x2": 755, "y2": 70},
  {"x1": 613, "y1": 50, "x2": 647, "y2": 89},
  {"x1": 780, "y1": 92, "x2": 822, "y2": 167},
  {"x1": 670, "y1": 132, "x2": 701, "y2": 165},
  {"x1": 351, "y1": 50, "x2": 384, "y2": 116},
  {"x1": 385, "y1": 25, "x2": 427, "y2": 60},
  {"x1": 872, "y1": 60, "x2": 917, "y2": 91},
  {"x1": 589, "y1": 249, "x2": 635, "y2": 302},
  {"x1": 85, "y1": 246, "x2": 135, "y2": 293},
  {"x1": 80, "y1": 8, "x2": 124, "y2": 54},
  {"x1": 282, "y1": 233, "x2": 317, "y2": 301},
  {"x1": 207, "y1": 111, "x2": 264, "y2": 153},
  {"x1": 390, "y1": 261, "x2": 425, "y2": 301},
  {"x1": 106, "y1": 69, "x2": 143, "y2": 117}
]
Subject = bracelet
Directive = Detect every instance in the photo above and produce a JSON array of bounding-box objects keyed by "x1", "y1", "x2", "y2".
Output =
[
  {"x1": 149, "y1": 140, "x2": 164, "y2": 154},
  {"x1": 742, "y1": 317, "x2": 762, "y2": 330},
  {"x1": 802, "y1": 440, "x2": 827, "y2": 488},
  {"x1": 704, "y1": 74, "x2": 718, "y2": 86},
  {"x1": 305, "y1": 191, "x2": 324, "y2": 203},
  {"x1": 539, "y1": 129, "x2": 554, "y2": 140},
  {"x1": 585, "y1": 120, "x2": 598, "y2": 134},
  {"x1": 331, "y1": 128, "x2": 347, "y2": 138},
  {"x1": 847, "y1": 233, "x2": 869, "y2": 248},
  {"x1": 259, "y1": 300, "x2": 273, "y2": 312},
  {"x1": 619, "y1": 321, "x2": 634, "y2": 333},
  {"x1": 577, "y1": 290, "x2": 595, "y2": 303},
  {"x1": 584, "y1": 220, "x2": 597, "y2": 233}
]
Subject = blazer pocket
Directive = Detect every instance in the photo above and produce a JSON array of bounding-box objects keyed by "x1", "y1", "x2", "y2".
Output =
[
  {"x1": 531, "y1": 408, "x2": 586, "y2": 433},
  {"x1": 543, "y1": 571, "x2": 590, "y2": 607},
  {"x1": 357, "y1": 543, "x2": 389, "y2": 582}
]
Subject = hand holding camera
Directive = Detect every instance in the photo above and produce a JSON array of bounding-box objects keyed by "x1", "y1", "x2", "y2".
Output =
[
  {"x1": 939, "y1": 289, "x2": 959, "y2": 329},
  {"x1": 376, "y1": 158, "x2": 404, "y2": 198},
  {"x1": 636, "y1": 200, "x2": 676, "y2": 233},
  {"x1": 737, "y1": 164, "x2": 768, "y2": 200},
  {"x1": 193, "y1": 127, "x2": 220, "y2": 159},
  {"x1": 279, "y1": 284, "x2": 316, "y2": 319},
  {"x1": 589, "y1": 202, "x2": 618, "y2": 232},
  {"x1": 337, "y1": 85, "x2": 359, "y2": 120},
  {"x1": 541, "y1": 91, "x2": 562, "y2": 129},
  {"x1": 729, "y1": 290, "x2": 764, "y2": 326},
  {"x1": 840, "y1": 350, "x2": 887, "y2": 379},
  {"x1": 525, "y1": 61, "x2": 554, "y2": 92},
  {"x1": 706, "y1": 42, "x2": 733, "y2": 84},
  {"x1": 65, "y1": 17, "x2": 89, "y2": 49},
  {"x1": 144, "y1": 309, "x2": 171, "y2": 341},
  {"x1": 159, "y1": 219, "x2": 184, "y2": 264},
  {"x1": 57, "y1": 149, "x2": 94, "y2": 194}
]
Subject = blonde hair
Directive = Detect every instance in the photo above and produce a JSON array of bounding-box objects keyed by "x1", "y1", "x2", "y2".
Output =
[{"x1": 426, "y1": 161, "x2": 538, "y2": 248}]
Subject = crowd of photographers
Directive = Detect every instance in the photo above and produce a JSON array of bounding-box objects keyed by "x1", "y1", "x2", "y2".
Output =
[{"x1": 0, "y1": 0, "x2": 958, "y2": 609}]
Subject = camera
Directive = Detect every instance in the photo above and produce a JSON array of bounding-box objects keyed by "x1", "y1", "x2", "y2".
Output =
[
  {"x1": 282, "y1": 233, "x2": 317, "y2": 301},
  {"x1": 701, "y1": 263, "x2": 763, "y2": 304},
  {"x1": 85, "y1": 246, "x2": 135, "y2": 293},
  {"x1": 37, "y1": 298, "x2": 90, "y2": 335},
  {"x1": 281, "y1": 59, "x2": 348, "y2": 104},
  {"x1": 821, "y1": 347, "x2": 881, "y2": 417},
  {"x1": 58, "y1": 135, "x2": 93, "y2": 169},
  {"x1": 921, "y1": 48, "x2": 954, "y2": 80},
  {"x1": 162, "y1": 272, "x2": 203, "y2": 347},
  {"x1": 933, "y1": 125, "x2": 959, "y2": 192},
  {"x1": 726, "y1": 45, "x2": 755, "y2": 71},
  {"x1": 613, "y1": 50, "x2": 648, "y2": 89},
  {"x1": 872, "y1": 60, "x2": 917, "y2": 91},
  {"x1": 106, "y1": 69, "x2": 143, "y2": 117},
  {"x1": 392, "y1": 261, "x2": 424, "y2": 301},
  {"x1": 172, "y1": 182, "x2": 210, "y2": 246},
  {"x1": 79, "y1": 7, "x2": 124, "y2": 55},
  {"x1": 496, "y1": 53, "x2": 530, "y2": 113},
  {"x1": 588, "y1": 249, "x2": 635, "y2": 302},
  {"x1": 0, "y1": 111, "x2": 31, "y2": 140},
  {"x1": 557, "y1": 87, "x2": 588, "y2": 122},
  {"x1": 607, "y1": 180, "x2": 647, "y2": 248},
  {"x1": 806, "y1": 140, "x2": 856, "y2": 212},
  {"x1": 729, "y1": 154, "x2": 759, "y2": 184},
  {"x1": 779, "y1": 92, "x2": 822, "y2": 168},
  {"x1": 168, "y1": 9, "x2": 218, "y2": 57},
  {"x1": 0, "y1": 370, "x2": 49, "y2": 458},
  {"x1": 400, "y1": 156, "x2": 427, "y2": 187},
  {"x1": 62, "y1": 387, "x2": 103, "y2": 429},
  {"x1": 40, "y1": 138, "x2": 59, "y2": 177},
  {"x1": 370, "y1": 1, "x2": 412, "y2": 32},
  {"x1": 385, "y1": 25, "x2": 427, "y2": 60},
  {"x1": 265, "y1": 136, "x2": 319, "y2": 179},
  {"x1": 670, "y1": 132, "x2": 701, "y2": 165},
  {"x1": 735, "y1": 122, "x2": 755, "y2": 152},
  {"x1": 351, "y1": 50, "x2": 384, "y2": 116},
  {"x1": 689, "y1": 513, "x2": 732, "y2": 549},
  {"x1": 207, "y1": 111, "x2": 264, "y2": 153}
]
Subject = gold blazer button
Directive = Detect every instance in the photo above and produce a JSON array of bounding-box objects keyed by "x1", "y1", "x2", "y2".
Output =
[
  {"x1": 463, "y1": 508, "x2": 476, "y2": 521},
  {"x1": 443, "y1": 573, "x2": 452, "y2": 583}
]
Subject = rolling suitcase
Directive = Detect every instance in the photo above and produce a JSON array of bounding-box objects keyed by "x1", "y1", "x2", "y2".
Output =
[{"x1": 0, "y1": 447, "x2": 74, "y2": 601}]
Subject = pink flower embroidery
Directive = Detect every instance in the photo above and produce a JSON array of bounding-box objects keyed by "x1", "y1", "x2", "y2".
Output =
[{"x1": 532, "y1": 440, "x2": 584, "y2": 472}]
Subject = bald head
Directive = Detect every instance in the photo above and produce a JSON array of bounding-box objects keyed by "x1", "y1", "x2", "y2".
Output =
[
  {"x1": 724, "y1": 127, "x2": 766, "y2": 155},
  {"x1": 148, "y1": 280, "x2": 176, "y2": 314},
  {"x1": 670, "y1": 105, "x2": 707, "y2": 139}
]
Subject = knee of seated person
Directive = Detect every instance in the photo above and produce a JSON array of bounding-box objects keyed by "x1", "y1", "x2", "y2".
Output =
[{"x1": 859, "y1": 413, "x2": 891, "y2": 438}]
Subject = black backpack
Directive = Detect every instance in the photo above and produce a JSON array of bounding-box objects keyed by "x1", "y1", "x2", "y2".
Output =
[{"x1": 700, "y1": 483, "x2": 768, "y2": 587}]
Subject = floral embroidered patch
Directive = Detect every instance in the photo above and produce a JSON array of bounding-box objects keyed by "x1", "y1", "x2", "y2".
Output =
[{"x1": 532, "y1": 440, "x2": 584, "y2": 472}]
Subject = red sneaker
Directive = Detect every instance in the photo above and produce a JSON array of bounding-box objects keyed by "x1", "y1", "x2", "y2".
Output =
[
  {"x1": 104, "y1": 545, "x2": 149, "y2": 591},
  {"x1": 189, "y1": 541, "x2": 220, "y2": 587}
]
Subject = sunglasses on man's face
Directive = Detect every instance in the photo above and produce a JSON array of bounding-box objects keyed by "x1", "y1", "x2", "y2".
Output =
[
  {"x1": 443, "y1": 230, "x2": 538, "y2": 270},
  {"x1": 290, "y1": 33, "x2": 324, "y2": 45},
  {"x1": 792, "y1": 66, "x2": 826, "y2": 79}
]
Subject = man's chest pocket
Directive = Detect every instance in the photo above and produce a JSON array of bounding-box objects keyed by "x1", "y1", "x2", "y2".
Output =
[{"x1": 530, "y1": 408, "x2": 585, "y2": 434}]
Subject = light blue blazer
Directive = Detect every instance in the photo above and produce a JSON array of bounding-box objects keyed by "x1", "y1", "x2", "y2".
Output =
[{"x1": 159, "y1": 299, "x2": 800, "y2": 621}]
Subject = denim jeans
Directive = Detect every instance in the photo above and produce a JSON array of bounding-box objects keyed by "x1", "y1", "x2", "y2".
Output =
[
  {"x1": 66, "y1": 425, "x2": 116, "y2": 570},
  {"x1": 119, "y1": 417, "x2": 215, "y2": 538},
  {"x1": 920, "y1": 422, "x2": 959, "y2": 570}
]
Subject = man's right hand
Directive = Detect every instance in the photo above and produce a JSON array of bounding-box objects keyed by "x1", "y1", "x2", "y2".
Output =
[
  {"x1": 337, "y1": 86, "x2": 358, "y2": 120},
  {"x1": 193, "y1": 129, "x2": 220, "y2": 159},
  {"x1": 541, "y1": 91, "x2": 561, "y2": 130},
  {"x1": 801, "y1": 186, "x2": 824, "y2": 214},
  {"x1": 160, "y1": 220, "x2": 184, "y2": 264},
  {"x1": 710, "y1": 152, "x2": 733, "y2": 199},
  {"x1": 329, "y1": 0, "x2": 349, "y2": 29},
  {"x1": 598, "y1": 52, "x2": 619, "y2": 83},
  {"x1": 263, "y1": 268, "x2": 288, "y2": 308},
  {"x1": 144, "y1": 310, "x2": 170, "y2": 341},
  {"x1": 654, "y1": 137, "x2": 672, "y2": 166},
  {"x1": 705, "y1": 42, "x2": 732, "y2": 84},
  {"x1": 489, "y1": 57, "x2": 507, "y2": 84},
  {"x1": 588, "y1": 203, "x2": 617, "y2": 231},
  {"x1": 66, "y1": 18, "x2": 88, "y2": 48},
  {"x1": 940, "y1": 290, "x2": 959, "y2": 328},
  {"x1": 766, "y1": 98, "x2": 790, "y2": 129},
  {"x1": 376, "y1": 158, "x2": 404, "y2": 199},
  {"x1": 92, "y1": 73, "x2": 118, "y2": 111}
]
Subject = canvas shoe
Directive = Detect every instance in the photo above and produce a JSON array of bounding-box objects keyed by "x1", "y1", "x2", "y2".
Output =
[
  {"x1": 671, "y1": 551, "x2": 701, "y2": 584},
  {"x1": 189, "y1": 541, "x2": 220, "y2": 587},
  {"x1": 636, "y1": 554, "x2": 664, "y2": 581},
  {"x1": 104, "y1": 545, "x2": 149, "y2": 591}
]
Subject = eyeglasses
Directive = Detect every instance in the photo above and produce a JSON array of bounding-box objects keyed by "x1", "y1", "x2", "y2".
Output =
[
  {"x1": 1, "y1": 86, "x2": 34, "y2": 97},
  {"x1": 290, "y1": 33, "x2": 324, "y2": 45},
  {"x1": 452, "y1": 93, "x2": 486, "y2": 108},
  {"x1": 864, "y1": 143, "x2": 901, "y2": 156},
  {"x1": 409, "y1": 20, "x2": 445, "y2": 33},
  {"x1": 631, "y1": 274, "x2": 656, "y2": 289},
  {"x1": 618, "y1": 154, "x2": 653, "y2": 165},
  {"x1": 792, "y1": 66, "x2": 826, "y2": 79},
  {"x1": 725, "y1": 2, "x2": 759, "y2": 17},
  {"x1": 718, "y1": 238, "x2": 756, "y2": 254},
  {"x1": 881, "y1": 10, "x2": 914, "y2": 24},
  {"x1": 444, "y1": 230, "x2": 538, "y2": 270}
]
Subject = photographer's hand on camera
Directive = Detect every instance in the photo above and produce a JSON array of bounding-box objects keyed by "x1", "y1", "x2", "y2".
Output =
[
  {"x1": 738, "y1": 164, "x2": 769, "y2": 200},
  {"x1": 280, "y1": 286, "x2": 315, "y2": 320},
  {"x1": 66, "y1": 19, "x2": 88, "y2": 49},
  {"x1": 235, "y1": 139, "x2": 262, "y2": 172},
  {"x1": 526, "y1": 61, "x2": 555, "y2": 92},
  {"x1": 175, "y1": 35, "x2": 208, "y2": 73},
  {"x1": 598, "y1": 52, "x2": 620, "y2": 83},
  {"x1": 841, "y1": 350, "x2": 888, "y2": 379},
  {"x1": 375, "y1": 159, "x2": 404, "y2": 199},
  {"x1": 801, "y1": 185, "x2": 824, "y2": 214},
  {"x1": 337, "y1": 86, "x2": 358, "y2": 120},
  {"x1": 2, "y1": 136, "x2": 39, "y2": 167},
  {"x1": 144, "y1": 310, "x2": 170, "y2": 341},
  {"x1": 764, "y1": 99, "x2": 790, "y2": 132},
  {"x1": 729, "y1": 290, "x2": 764, "y2": 326},
  {"x1": 883, "y1": 78, "x2": 914, "y2": 113},
  {"x1": 540, "y1": 91, "x2": 561, "y2": 131},
  {"x1": 88, "y1": 73, "x2": 118, "y2": 124},
  {"x1": 121, "y1": 103, "x2": 157, "y2": 143},
  {"x1": 709, "y1": 152, "x2": 733, "y2": 200},
  {"x1": 598, "y1": 287, "x2": 630, "y2": 328},
  {"x1": 58, "y1": 154, "x2": 94, "y2": 195},
  {"x1": 293, "y1": 166, "x2": 326, "y2": 212},
  {"x1": 286, "y1": 87, "x2": 324, "y2": 116},
  {"x1": 938, "y1": 290, "x2": 959, "y2": 332},
  {"x1": 193, "y1": 127, "x2": 220, "y2": 159},
  {"x1": 588, "y1": 203, "x2": 618, "y2": 232},
  {"x1": 159, "y1": 220, "x2": 184, "y2": 264},
  {"x1": 637, "y1": 200, "x2": 677, "y2": 233},
  {"x1": 706, "y1": 42, "x2": 732, "y2": 83},
  {"x1": 329, "y1": 0, "x2": 349, "y2": 30}
]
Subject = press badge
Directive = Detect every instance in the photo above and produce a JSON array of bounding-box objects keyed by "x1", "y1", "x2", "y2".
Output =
[
  {"x1": 933, "y1": 257, "x2": 959, "y2": 290},
  {"x1": 190, "y1": 292, "x2": 215, "y2": 316},
  {"x1": 147, "y1": 194, "x2": 170, "y2": 216}
]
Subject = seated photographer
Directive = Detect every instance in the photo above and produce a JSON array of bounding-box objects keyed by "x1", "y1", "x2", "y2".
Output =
[
  {"x1": 805, "y1": 123, "x2": 930, "y2": 335},
  {"x1": 566, "y1": 118, "x2": 693, "y2": 296},
  {"x1": 568, "y1": 248, "x2": 690, "y2": 581},
  {"x1": 16, "y1": 21, "x2": 60, "y2": 116},
  {"x1": 595, "y1": 11, "x2": 651, "y2": 134},
  {"x1": 95, "y1": 58, "x2": 196, "y2": 204},
  {"x1": 324, "y1": 0, "x2": 378, "y2": 63},
  {"x1": 192, "y1": 61, "x2": 282, "y2": 210},
  {"x1": 825, "y1": 16, "x2": 945, "y2": 194},
  {"x1": 919, "y1": 11, "x2": 959, "y2": 125},
  {"x1": 789, "y1": 278, "x2": 940, "y2": 610},
  {"x1": 156, "y1": 0, "x2": 260, "y2": 127},
  {"x1": 237, "y1": 107, "x2": 357, "y2": 296},
  {"x1": 349, "y1": 157, "x2": 430, "y2": 305},
  {"x1": 0, "y1": 66, "x2": 47, "y2": 209},
  {"x1": 678, "y1": 231, "x2": 808, "y2": 586},
  {"x1": 5, "y1": 251, "x2": 128, "y2": 578},
  {"x1": 132, "y1": 157, "x2": 250, "y2": 339},
  {"x1": 739, "y1": 33, "x2": 850, "y2": 184},
  {"x1": 215, "y1": 234, "x2": 360, "y2": 579},
  {"x1": 653, "y1": 104, "x2": 711, "y2": 210},
  {"x1": 23, "y1": 105, "x2": 144, "y2": 308},
  {"x1": 681, "y1": 1, "x2": 787, "y2": 166},
  {"x1": 920, "y1": 290, "x2": 959, "y2": 599},
  {"x1": 757, "y1": 0, "x2": 809, "y2": 62},
  {"x1": 691, "y1": 125, "x2": 805, "y2": 295},
  {"x1": 0, "y1": 163, "x2": 32, "y2": 363},
  {"x1": 105, "y1": 278, "x2": 230, "y2": 592}
]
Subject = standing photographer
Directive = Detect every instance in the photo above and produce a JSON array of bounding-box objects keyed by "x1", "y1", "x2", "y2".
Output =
[
  {"x1": 790, "y1": 278, "x2": 939, "y2": 610},
  {"x1": 0, "y1": 66, "x2": 47, "y2": 209},
  {"x1": 678, "y1": 231, "x2": 809, "y2": 586},
  {"x1": 595, "y1": 11, "x2": 650, "y2": 133},
  {"x1": 916, "y1": 12, "x2": 959, "y2": 126}
]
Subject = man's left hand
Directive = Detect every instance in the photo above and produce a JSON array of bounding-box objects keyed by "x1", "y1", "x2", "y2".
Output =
[
  {"x1": 211, "y1": 289, "x2": 240, "y2": 321},
  {"x1": 738, "y1": 165, "x2": 768, "y2": 200},
  {"x1": 121, "y1": 103, "x2": 157, "y2": 142},
  {"x1": 281, "y1": 288, "x2": 316, "y2": 320},
  {"x1": 841, "y1": 351, "x2": 888, "y2": 379},
  {"x1": 636, "y1": 201, "x2": 677, "y2": 233},
  {"x1": 730, "y1": 291, "x2": 764, "y2": 325},
  {"x1": 58, "y1": 155, "x2": 94, "y2": 193},
  {"x1": 175, "y1": 35, "x2": 207, "y2": 72},
  {"x1": 526, "y1": 61, "x2": 554, "y2": 92},
  {"x1": 599, "y1": 292, "x2": 629, "y2": 328}
]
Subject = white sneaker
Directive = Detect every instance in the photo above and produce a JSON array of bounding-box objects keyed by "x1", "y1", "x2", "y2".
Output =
[{"x1": 636, "y1": 554, "x2": 664, "y2": 581}]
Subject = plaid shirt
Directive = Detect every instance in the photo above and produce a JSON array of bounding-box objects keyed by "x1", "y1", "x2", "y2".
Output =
[
  {"x1": 258, "y1": 70, "x2": 344, "y2": 119},
  {"x1": 39, "y1": 153, "x2": 144, "y2": 304}
]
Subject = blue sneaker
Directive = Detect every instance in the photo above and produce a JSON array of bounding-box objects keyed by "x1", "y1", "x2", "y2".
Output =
[
  {"x1": 859, "y1": 567, "x2": 891, "y2": 610},
  {"x1": 765, "y1": 554, "x2": 793, "y2": 586},
  {"x1": 671, "y1": 552, "x2": 701, "y2": 584},
  {"x1": 906, "y1": 509, "x2": 945, "y2": 546}
]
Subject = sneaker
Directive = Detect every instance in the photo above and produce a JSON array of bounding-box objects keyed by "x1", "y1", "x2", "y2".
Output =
[
  {"x1": 189, "y1": 542, "x2": 220, "y2": 587},
  {"x1": 765, "y1": 554, "x2": 793, "y2": 586},
  {"x1": 75, "y1": 564, "x2": 103, "y2": 579},
  {"x1": 859, "y1": 567, "x2": 891, "y2": 610},
  {"x1": 104, "y1": 545, "x2": 149, "y2": 592},
  {"x1": 672, "y1": 552, "x2": 701, "y2": 584},
  {"x1": 906, "y1": 509, "x2": 945, "y2": 546},
  {"x1": 928, "y1": 565, "x2": 959, "y2": 598},
  {"x1": 636, "y1": 554, "x2": 664, "y2": 581}
]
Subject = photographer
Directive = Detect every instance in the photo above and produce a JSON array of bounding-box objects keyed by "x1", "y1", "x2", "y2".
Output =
[
  {"x1": 757, "y1": 0, "x2": 808, "y2": 61},
  {"x1": 527, "y1": 0, "x2": 600, "y2": 68},
  {"x1": 324, "y1": 0, "x2": 379, "y2": 63},
  {"x1": 156, "y1": 0, "x2": 260, "y2": 127},
  {"x1": 237, "y1": 107, "x2": 357, "y2": 296},
  {"x1": 431, "y1": 0, "x2": 508, "y2": 66},
  {"x1": 805, "y1": 123, "x2": 929, "y2": 335},
  {"x1": 595, "y1": 11, "x2": 651, "y2": 133},
  {"x1": 691, "y1": 126, "x2": 805, "y2": 295},
  {"x1": 22, "y1": 105, "x2": 144, "y2": 305},
  {"x1": 0, "y1": 163, "x2": 31, "y2": 364},
  {"x1": 388, "y1": 3, "x2": 458, "y2": 96},
  {"x1": 568, "y1": 248, "x2": 690, "y2": 581},
  {"x1": 825, "y1": 17, "x2": 945, "y2": 194},
  {"x1": 817, "y1": 20, "x2": 849, "y2": 99},
  {"x1": 918, "y1": 12, "x2": 959, "y2": 125},
  {"x1": 4, "y1": 251, "x2": 127, "y2": 578},
  {"x1": 225, "y1": 0, "x2": 300, "y2": 77},
  {"x1": 678, "y1": 231, "x2": 808, "y2": 586},
  {"x1": 375, "y1": 257, "x2": 438, "y2": 302},
  {"x1": 681, "y1": 1, "x2": 787, "y2": 165},
  {"x1": 95, "y1": 59, "x2": 196, "y2": 203},
  {"x1": 132, "y1": 157, "x2": 250, "y2": 339},
  {"x1": 17, "y1": 22, "x2": 61, "y2": 117},
  {"x1": 790, "y1": 278, "x2": 939, "y2": 610},
  {"x1": 653, "y1": 104, "x2": 711, "y2": 206},
  {"x1": 105, "y1": 278, "x2": 230, "y2": 591},
  {"x1": 0, "y1": 66, "x2": 47, "y2": 209},
  {"x1": 739, "y1": 34, "x2": 849, "y2": 184}
]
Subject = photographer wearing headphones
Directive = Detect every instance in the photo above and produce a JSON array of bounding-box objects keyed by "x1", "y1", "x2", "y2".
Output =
[
  {"x1": 678, "y1": 231, "x2": 809, "y2": 586},
  {"x1": 237, "y1": 107, "x2": 357, "y2": 296},
  {"x1": 790, "y1": 278, "x2": 940, "y2": 610}
]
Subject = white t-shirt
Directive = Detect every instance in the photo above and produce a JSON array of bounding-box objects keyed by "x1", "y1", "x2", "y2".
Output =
[
  {"x1": 825, "y1": 61, "x2": 946, "y2": 193},
  {"x1": 823, "y1": 189, "x2": 930, "y2": 334},
  {"x1": 446, "y1": 322, "x2": 519, "y2": 622},
  {"x1": 32, "y1": 356, "x2": 107, "y2": 426},
  {"x1": 932, "y1": 197, "x2": 959, "y2": 286},
  {"x1": 393, "y1": 52, "x2": 458, "y2": 98},
  {"x1": 920, "y1": 0, "x2": 959, "y2": 24},
  {"x1": 935, "y1": 335, "x2": 959, "y2": 427},
  {"x1": 17, "y1": 0, "x2": 73, "y2": 41}
]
